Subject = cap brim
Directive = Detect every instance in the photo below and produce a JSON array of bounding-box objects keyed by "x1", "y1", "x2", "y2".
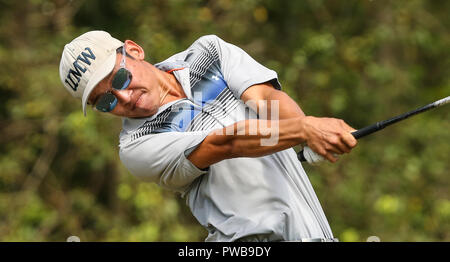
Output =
[{"x1": 81, "y1": 52, "x2": 117, "y2": 116}]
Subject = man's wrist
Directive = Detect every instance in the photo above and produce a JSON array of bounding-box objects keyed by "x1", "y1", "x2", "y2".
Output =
[{"x1": 295, "y1": 115, "x2": 311, "y2": 144}]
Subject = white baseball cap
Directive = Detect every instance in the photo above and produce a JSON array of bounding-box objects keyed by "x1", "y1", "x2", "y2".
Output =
[{"x1": 59, "y1": 31, "x2": 124, "y2": 116}]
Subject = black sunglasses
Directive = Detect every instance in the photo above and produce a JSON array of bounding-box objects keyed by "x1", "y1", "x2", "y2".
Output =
[{"x1": 95, "y1": 46, "x2": 132, "y2": 112}]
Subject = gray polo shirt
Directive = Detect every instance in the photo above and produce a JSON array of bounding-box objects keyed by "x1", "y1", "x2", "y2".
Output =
[{"x1": 118, "y1": 35, "x2": 334, "y2": 241}]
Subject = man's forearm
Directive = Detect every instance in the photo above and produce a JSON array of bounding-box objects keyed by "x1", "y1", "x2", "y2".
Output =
[
  {"x1": 188, "y1": 116, "x2": 307, "y2": 169},
  {"x1": 215, "y1": 116, "x2": 307, "y2": 158},
  {"x1": 229, "y1": 117, "x2": 305, "y2": 157}
]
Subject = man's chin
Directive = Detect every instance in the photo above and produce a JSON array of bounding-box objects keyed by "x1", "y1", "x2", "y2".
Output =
[{"x1": 129, "y1": 108, "x2": 158, "y2": 119}]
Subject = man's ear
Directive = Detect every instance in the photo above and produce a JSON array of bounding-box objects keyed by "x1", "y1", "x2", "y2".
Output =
[{"x1": 124, "y1": 39, "x2": 145, "y2": 60}]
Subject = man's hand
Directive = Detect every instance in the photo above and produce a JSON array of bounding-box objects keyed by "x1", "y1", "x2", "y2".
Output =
[{"x1": 300, "y1": 116, "x2": 358, "y2": 163}]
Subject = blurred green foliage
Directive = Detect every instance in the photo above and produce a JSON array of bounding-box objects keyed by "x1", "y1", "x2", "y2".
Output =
[{"x1": 0, "y1": 0, "x2": 448, "y2": 242}]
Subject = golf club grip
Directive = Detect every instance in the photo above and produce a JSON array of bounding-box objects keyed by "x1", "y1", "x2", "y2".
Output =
[{"x1": 351, "y1": 122, "x2": 384, "y2": 139}]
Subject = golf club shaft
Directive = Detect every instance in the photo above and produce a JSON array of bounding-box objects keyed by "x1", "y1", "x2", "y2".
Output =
[{"x1": 298, "y1": 96, "x2": 450, "y2": 162}]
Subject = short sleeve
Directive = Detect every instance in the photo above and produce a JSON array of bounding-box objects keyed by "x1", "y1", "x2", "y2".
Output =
[
  {"x1": 207, "y1": 35, "x2": 282, "y2": 99},
  {"x1": 119, "y1": 131, "x2": 210, "y2": 194}
]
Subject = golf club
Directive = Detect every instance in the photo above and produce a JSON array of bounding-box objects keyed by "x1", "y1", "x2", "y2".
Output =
[{"x1": 298, "y1": 96, "x2": 450, "y2": 162}]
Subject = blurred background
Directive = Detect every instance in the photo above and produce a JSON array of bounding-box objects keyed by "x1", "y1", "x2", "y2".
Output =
[{"x1": 0, "y1": 0, "x2": 448, "y2": 242}]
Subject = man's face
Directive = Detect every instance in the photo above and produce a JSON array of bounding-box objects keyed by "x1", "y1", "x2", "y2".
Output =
[{"x1": 87, "y1": 44, "x2": 162, "y2": 118}]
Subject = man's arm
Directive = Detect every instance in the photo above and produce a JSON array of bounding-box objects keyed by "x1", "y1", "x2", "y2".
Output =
[
  {"x1": 187, "y1": 117, "x2": 306, "y2": 169},
  {"x1": 187, "y1": 82, "x2": 357, "y2": 169}
]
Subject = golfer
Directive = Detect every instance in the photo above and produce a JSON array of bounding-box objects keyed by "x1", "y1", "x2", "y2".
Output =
[{"x1": 59, "y1": 31, "x2": 357, "y2": 242}]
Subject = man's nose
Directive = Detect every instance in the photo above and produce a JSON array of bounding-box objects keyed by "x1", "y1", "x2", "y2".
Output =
[{"x1": 110, "y1": 88, "x2": 131, "y2": 104}]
